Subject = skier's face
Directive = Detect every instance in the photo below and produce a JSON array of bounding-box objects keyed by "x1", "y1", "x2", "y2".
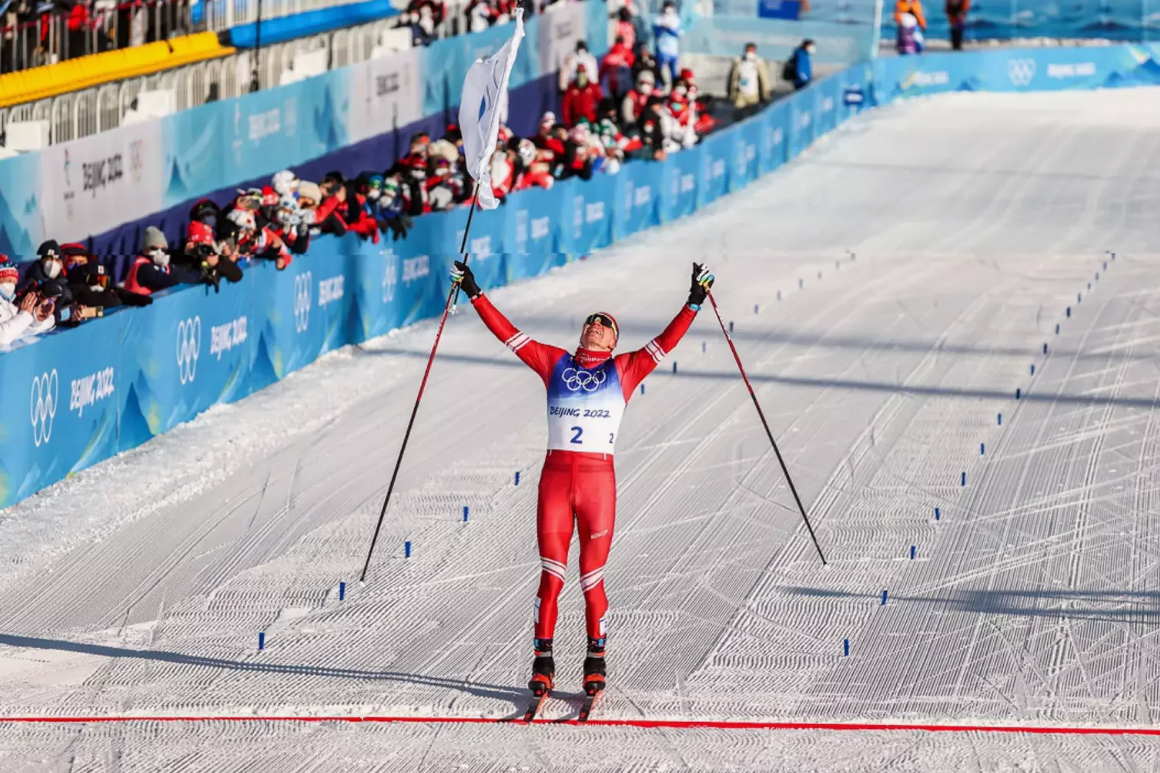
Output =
[{"x1": 580, "y1": 313, "x2": 617, "y2": 351}]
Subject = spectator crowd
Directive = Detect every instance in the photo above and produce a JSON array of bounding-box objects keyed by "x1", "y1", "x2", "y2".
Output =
[{"x1": 1, "y1": 0, "x2": 810, "y2": 349}]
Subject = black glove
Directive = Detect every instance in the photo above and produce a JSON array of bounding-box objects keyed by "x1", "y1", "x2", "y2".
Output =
[
  {"x1": 451, "y1": 260, "x2": 481, "y2": 299},
  {"x1": 688, "y1": 262, "x2": 714, "y2": 307}
]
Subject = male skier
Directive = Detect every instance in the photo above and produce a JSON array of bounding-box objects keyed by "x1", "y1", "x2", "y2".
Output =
[{"x1": 450, "y1": 260, "x2": 715, "y2": 698}]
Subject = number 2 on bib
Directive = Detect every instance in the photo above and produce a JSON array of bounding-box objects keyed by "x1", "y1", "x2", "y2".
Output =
[{"x1": 571, "y1": 426, "x2": 584, "y2": 444}]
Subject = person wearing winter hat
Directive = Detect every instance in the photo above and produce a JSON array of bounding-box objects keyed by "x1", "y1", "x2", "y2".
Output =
[
  {"x1": 621, "y1": 69, "x2": 655, "y2": 127},
  {"x1": 448, "y1": 260, "x2": 715, "y2": 702},
  {"x1": 0, "y1": 255, "x2": 55, "y2": 346},
  {"x1": 123, "y1": 226, "x2": 185, "y2": 296},
  {"x1": 16, "y1": 240, "x2": 74, "y2": 312}
]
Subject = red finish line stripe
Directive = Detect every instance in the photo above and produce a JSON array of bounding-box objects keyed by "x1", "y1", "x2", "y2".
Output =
[{"x1": 2, "y1": 717, "x2": 1159, "y2": 735}]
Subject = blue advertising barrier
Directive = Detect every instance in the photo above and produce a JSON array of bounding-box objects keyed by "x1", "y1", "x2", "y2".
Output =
[{"x1": 871, "y1": 43, "x2": 1160, "y2": 104}]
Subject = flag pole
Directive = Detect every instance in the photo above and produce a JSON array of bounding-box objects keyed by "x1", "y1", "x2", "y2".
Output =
[{"x1": 359, "y1": 11, "x2": 523, "y2": 581}]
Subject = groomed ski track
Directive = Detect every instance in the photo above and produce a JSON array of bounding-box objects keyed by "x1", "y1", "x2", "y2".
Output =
[{"x1": 4, "y1": 89, "x2": 1160, "y2": 771}]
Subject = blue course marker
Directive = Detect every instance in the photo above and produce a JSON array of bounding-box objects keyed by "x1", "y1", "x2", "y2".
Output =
[
  {"x1": 998, "y1": 413, "x2": 1002, "y2": 426},
  {"x1": 981, "y1": 443, "x2": 985, "y2": 455},
  {"x1": 729, "y1": 321, "x2": 734, "y2": 334},
  {"x1": 515, "y1": 471, "x2": 520, "y2": 486},
  {"x1": 672, "y1": 361, "x2": 678, "y2": 374},
  {"x1": 259, "y1": 632, "x2": 265, "y2": 650},
  {"x1": 1043, "y1": 343, "x2": 1048, "y2": 355},
  {"x1": 1030, "y1": 364, "x2": 1035, "y2": 376},
  {"x1": 844, "y1": 639, "x2": 850, "y2": 656},
  {"x1": 910, "y1": 545, "x2": 916, "y2": 560},
  {"x1": 463, "y1": 506, "x2": 470, "y2": 522},
  {"x1": 935, "y1": 507, "x2": 941, "y2": 521},
  {"x1": 881, "y1": 590, "x2": 888, "y2": 606},
  {"x1": 339, "y1": 581, "x2": 346, "y2": 601},
  {"x1": 1066, "y1": 307, "x2": 1071, "y2": 318},
  {"x1": 1087, "y1": 283, "x2": 1091, "y2": 291},
  {"x1": 1077, "y1": 293, "x2": 1081, "y2": 304},
  {"x1": 754, "y1": 304, "x2": 759, "y2": 314},
  {"x1": 405, "y1": 541, "x2": 412, "y2": 559},
  {"x1": 1016, "y1": 388, "x2": 1022, "y2": 400},
  {"x1": 702, "y1": 341, "x2": 707, "y2": 353},
  {"x1": 640, "y1": 383, "x2": 645, "y2": 395},
  {"x1": 961, "y1": 472, "x2": 967, "y2": 486},
  {"x1": 1055, "y1": 324, "x2": 1060, "y2": 334},
  {"x1": 799, "y1": 278, "x2": 804, "y2": 289}
]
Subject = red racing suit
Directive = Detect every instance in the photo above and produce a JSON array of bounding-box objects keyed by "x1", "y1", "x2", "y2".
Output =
[{"x1": 472, "y1": 294, "x2": 697, "y2": 642}]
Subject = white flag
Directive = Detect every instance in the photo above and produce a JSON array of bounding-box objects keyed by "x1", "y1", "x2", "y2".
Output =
[{"x1": 458, "y1": 8, "x2": 525, "y2": 210}]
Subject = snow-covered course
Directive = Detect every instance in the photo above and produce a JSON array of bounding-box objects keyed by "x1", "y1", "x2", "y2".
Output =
[{"x1": 4, "y1": 89, "x2": 1160, "y2": 771}]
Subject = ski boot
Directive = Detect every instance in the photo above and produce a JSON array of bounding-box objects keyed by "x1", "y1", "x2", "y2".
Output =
[
  {"x1": 582, "y1": 637, "x2": 606, "y2": 696},
  {"x1": 528, "y1": 638, "x2": 555, "y2": 696}
]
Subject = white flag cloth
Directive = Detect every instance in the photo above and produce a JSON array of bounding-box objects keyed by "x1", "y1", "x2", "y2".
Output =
[{"x1": 458, "y1": 8, "x2": 525, "y2": 210}]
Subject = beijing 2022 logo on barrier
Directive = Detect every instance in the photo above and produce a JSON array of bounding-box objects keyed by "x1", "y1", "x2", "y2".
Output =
[
  {"x1": 1008, "y1": 59, "x2": 1036, "y2": 86},
  {"x1": 294, "y1": 272, "x2": 313, "y2": 332},
  {"x1": 176, "y1": 317, "x2": 202, "y2": 385},
  {"x1": 30, "y1": 369, "x2": 59, "y2": 447}
]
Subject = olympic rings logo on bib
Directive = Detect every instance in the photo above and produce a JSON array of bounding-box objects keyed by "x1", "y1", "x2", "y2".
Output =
[{"x1": 561, "y1": 367, "x2": 606, "y2": 392}]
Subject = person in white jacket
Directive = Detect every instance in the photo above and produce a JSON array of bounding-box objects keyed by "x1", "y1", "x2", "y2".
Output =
[
  {"x1": 559, "y1": 40, "x2": 599, "y2": 93},
  {"x1": 0, "y1": 257, "x2": 55, "y2": 348}
]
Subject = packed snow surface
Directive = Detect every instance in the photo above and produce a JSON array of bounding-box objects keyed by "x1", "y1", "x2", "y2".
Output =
[{"x1": 3, "y1": 89, "x2": 1160, "y2": 771}]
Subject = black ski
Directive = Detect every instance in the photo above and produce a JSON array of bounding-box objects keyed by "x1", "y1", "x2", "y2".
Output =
[
  {"x1": 521, "y1": 686, "x2": 550, "y2": 722},
  {"x1": 577, "y1": 685, "x2": 603, "y2": 722}
]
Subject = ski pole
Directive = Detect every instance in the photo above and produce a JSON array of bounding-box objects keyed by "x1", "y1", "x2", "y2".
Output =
[
  {"x1": 706, "y1": 290, "x2": 828, "y2": 566},
  {"x1": 359, "y1": 189, "x2": 480, "y2": 582}
]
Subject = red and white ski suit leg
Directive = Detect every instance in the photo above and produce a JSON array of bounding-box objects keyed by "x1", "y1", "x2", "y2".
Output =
[{"x1": 535, "y1": 452, "x2": 616, "y2": 641}]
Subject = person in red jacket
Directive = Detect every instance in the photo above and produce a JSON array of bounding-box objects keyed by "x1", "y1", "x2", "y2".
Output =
[
  {"x1": 450, "y1": 259, "x2": 716, "y2": 702},
  {"x1": 600, "y1": 36, "x2": 636, "y2": 100},
  {"x1": 561, "y1": 65, "x2": 603, "y2": 129}
]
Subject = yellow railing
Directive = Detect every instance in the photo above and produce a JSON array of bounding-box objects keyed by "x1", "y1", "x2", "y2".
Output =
[{"x1": 0, "y1": 32, "x2": 235, "y2": 108}]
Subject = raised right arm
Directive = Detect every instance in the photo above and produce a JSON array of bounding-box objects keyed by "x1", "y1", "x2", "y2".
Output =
[{"x1": 471, "y1": 294, "x2": 566, "y2": 386}]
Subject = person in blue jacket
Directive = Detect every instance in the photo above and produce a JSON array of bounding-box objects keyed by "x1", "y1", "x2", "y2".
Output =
[
  {"x1": 786, "y1": 38, "x2": 815, "y2": 90},
  {"x1": 652, "y1": 0, "x2": 683, "y2": 88}
]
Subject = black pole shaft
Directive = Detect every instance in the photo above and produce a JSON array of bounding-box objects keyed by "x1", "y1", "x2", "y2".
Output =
[
  {"x1": 707, "y1": 291, "x2": 827, "y2": 566},
  {"x1": 251, "y1": 0, "x2": 262, "y2": 92},
  {"x1": 358, "y1": 189, "x2": 480, "y2": 582}
]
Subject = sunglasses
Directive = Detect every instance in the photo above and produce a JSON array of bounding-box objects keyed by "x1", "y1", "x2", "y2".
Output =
[{"x1": 584, "y1": 313, "x2": 614, "y2": 327}]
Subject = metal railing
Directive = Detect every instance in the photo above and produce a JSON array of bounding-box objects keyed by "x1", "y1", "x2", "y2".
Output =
[
  {"x1": 1, "y1": 0, "x2": 195, "y2": 74},
  {"x1": 0, "y1": 14, "x2": 412, "y2": 144},
  {"x1": 0, "y1": 0, "x2": 549, "y2": 146}
]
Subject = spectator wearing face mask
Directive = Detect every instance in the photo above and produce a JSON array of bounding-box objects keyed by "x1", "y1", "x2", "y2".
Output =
[
  {"x1": 562, "y1": 65, "x2": 603, "y2": 128},
  {"x1": 123, "y1": 227, "x2": 179, "y2": 295},
  {"x1": 0, "y1": 255, "x2": 55, "y2": 346},
  {"x1": 729, "y1": 42, "x2": 771, "y2": 114},
  {"x1": 363, "y1": 174, "x2": 413, "y2": 242},
  {"x1": 652, "y1": 1, "x2": 683, "y2": 88},
  {"x1": 560, "y1": 40, "x2": 600, "y2": 93},
  {"x1": 785, "y1": 38, "x2": 815, "y2": 90},
  {"x1": 18, "y1": 241, "x2": 74, "y2": 310},
  {"x1": 621, "y1": 69, "x2": 655, "y2": 128}
]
